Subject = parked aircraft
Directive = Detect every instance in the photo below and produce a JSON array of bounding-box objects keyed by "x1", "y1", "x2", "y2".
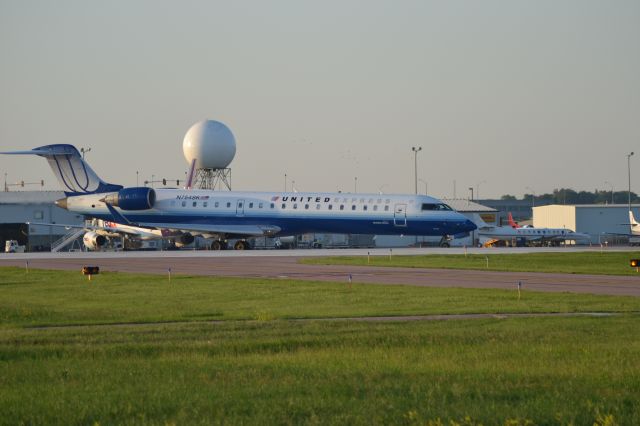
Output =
[
  {"x1": 507, "y1": 212, "x2": 520, "y2": 228},
  {"x1": 30, "y1": 219, "x2": 194, "y2": 250},
  {"x1": 472, "y1": 214, "x2": 590, "y2": 246},
  {"x1": 2, "y1": 144, "x2": 476, "y2": 250}
]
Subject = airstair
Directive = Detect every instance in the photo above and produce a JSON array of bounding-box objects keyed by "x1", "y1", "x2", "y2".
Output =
[{"x1": 51, "y1": 229, "x2": 85, "y2": 252}]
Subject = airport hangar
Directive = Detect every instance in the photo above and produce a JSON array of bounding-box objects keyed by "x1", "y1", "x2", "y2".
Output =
[
  {"x1": 0, "y1": 191, "x2": 84, "y2": 251},
  {"x1": 533, "y1": 204, "x2": 640, "y2": 244}
]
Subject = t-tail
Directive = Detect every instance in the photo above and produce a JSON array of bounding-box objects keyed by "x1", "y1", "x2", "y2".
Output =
[
  {"x1": 507, "y1": 212, "x2": 520, "y2": 228},
  {"x1": 0, "y1": 144, "x2": 122, "y2": 196},
  {"x1": 630, "y1": 210, "x2": 640, "y2": 235}
]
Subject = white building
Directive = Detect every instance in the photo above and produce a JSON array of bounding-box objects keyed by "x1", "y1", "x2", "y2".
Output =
[
  {"x1": 533, "y1": 204, "x2": 640, "y2": 244},
  {"x1": 0, "y1": 191, "x2": 84, "y2": 251}
]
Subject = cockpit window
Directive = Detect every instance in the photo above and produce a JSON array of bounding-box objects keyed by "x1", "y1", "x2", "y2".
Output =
[{"x1": 421, "y1": 203, "x2": 453, "y2": 211}]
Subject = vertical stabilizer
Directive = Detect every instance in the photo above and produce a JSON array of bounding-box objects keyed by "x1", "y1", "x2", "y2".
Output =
[
  {"x1": 0, "y1": 144, "x2": 122, "y2": 195},
  {"x1": 507, "y1": 212, "x2": 520, "y2": 228},
  {"x1": 630, "y1": 210, "x2": 640, "y2": 235}
]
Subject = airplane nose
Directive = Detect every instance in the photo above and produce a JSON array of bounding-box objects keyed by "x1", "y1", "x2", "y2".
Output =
[
  {"x1": 55, "y1": 197, "x2": 68, "y2": 210},
  {"x1": 464, "y1": 219, "x2": 477, "y2": 232}
]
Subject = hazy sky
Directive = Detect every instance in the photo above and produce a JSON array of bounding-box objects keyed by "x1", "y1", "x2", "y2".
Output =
[{"x1": 1, "y1": 0, "x2": 639, "y2": 199}]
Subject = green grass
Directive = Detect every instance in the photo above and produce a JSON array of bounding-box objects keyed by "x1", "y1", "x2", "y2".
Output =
[
  {"x1": 1, "y1": 267, "x2": 640, "y2": 328},
  {"x1": 301, "y1": 251, "x2": 640, "y2": 275},
  {"x1": 1, "y1": 318, "x2": 639, "y2": 425},
  {"x1": 1, "y1": 267, "x2": 639, "y2": 425}
]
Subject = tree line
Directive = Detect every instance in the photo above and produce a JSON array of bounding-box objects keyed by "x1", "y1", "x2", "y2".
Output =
[{"x1": 500, "y1": 188, "x2": 640, "y2": 205}]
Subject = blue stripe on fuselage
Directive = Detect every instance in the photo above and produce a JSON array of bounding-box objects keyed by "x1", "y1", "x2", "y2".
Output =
[{"x1": 87, "y1": 213, "x2": 472, "y2": 236}]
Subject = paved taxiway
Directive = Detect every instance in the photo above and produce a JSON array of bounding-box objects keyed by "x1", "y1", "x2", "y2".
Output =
[{"x1": 2, "y1": 247, "x2": 639, "y2": 297}]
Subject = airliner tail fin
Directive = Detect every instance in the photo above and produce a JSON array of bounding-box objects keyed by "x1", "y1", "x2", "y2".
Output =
[{"x1": 1, "y1": 144, "x2": 122, "y2": 196}]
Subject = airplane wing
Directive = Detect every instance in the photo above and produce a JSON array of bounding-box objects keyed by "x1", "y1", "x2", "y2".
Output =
[
  {"x1": 27, "y1": 221, "x2": 156, "y2": 237},
  {"x1": 134, "y1": 222, "x2": 282, "y2": 238}
]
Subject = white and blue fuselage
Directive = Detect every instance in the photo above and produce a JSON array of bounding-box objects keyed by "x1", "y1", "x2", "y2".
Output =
[{"x1": 61, "y1": 188, "x2": 476, "y2": 237}]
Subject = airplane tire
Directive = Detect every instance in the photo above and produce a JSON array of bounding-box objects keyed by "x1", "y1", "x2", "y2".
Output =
[
  {"x1": 234, "y1": 240, "x2": 249, "y2": 250},
  {"x1": 211, "y1": 240, "x2": 226, "y2": 251},
  {"x1": 439, "y1": 242, "x2": 450, "y2": 248}
]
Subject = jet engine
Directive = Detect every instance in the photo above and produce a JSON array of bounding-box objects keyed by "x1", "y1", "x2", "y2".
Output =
[
  {"x1": 102, "y1": 187, "x2": 156, "y2": 210},
  {"x1": 83, "y1": 231, "x2": 107, "y2": 250}
]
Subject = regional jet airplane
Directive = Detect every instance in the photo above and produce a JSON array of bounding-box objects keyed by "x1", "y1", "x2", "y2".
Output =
[{"x1": 2, "y1": 144, "x2": 476, "y2": 250}]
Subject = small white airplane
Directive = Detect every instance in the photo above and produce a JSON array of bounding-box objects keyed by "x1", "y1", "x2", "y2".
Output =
[
  {"x1": 472, "y1": 214, "x2": 591, "y2": 246},
  {"x1": 3, "y1": 144, "x2": 476, "y2": 249}
]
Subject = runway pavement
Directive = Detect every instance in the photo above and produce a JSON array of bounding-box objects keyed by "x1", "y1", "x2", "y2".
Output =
[{"x1": 2, "y1": 248, "x2": 639, "y2": 296}]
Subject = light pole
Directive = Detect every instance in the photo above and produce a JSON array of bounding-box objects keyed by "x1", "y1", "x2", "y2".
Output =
[
  {"x1": 80, "y1": 147, "x2": 91, "y2": 159},
  {"x1": 136, "y1": 171, "x2": 139, "y2": 187},
  {"x1": 525, "y1": 186, "x2": 535, "y2": 207},
  {"x1": 284, "y1": 173, "x2": 287, "y2": 192},
  {"x1": 468, "y1": 187, "x2": 474, "y2": 201},
  {"x1": 419, "y1": 179, "x2": 428, "y2": 195},
  {"x1": 411, "y1": 146, "x2": 422, "y2": 195},
  {"x1": 604, "y1": 181, "x2": 614, "y2": 204},
  {"x1": 628, "y1": 152, "x2": 634, "y2": 212}
]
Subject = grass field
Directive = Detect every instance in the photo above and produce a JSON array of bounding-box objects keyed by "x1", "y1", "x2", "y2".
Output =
[
  {"x1": 301, "y1": 251, "x2": 640, "y2": 276},
  {"x1": 1, "y1": 267, "x2": 639, "y2": 425}
]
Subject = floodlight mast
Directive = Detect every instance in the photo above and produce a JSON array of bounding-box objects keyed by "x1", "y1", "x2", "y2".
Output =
[{"x1": 628, "y1": 152, "x2": 634, "y2": 213}]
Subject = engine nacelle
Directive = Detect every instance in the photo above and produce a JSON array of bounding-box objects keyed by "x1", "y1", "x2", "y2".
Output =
[
  {"x1": 103, "y1": 187, "x2": 156, "y2": 211},
  {"x1": 83, "y1": 231, "x2": 107, "y2": 251}
]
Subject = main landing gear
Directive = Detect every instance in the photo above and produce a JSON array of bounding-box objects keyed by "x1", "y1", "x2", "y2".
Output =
[
  {"x1": 233, "y1": 240, "x2": 250, "y2": 250},
  {"x1": 210, "y1": 240, "x2": 227, "y2": 251},
  {"x1": 210, "y1": 239, "x2": 253, "y2": 250}
]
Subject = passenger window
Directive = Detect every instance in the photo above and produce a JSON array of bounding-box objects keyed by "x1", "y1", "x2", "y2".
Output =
[
  {"x1": 294, "y1": 203, "x2": 298, "y2": 209},
  {"x1": 329, "y1": 205, "x2": 333, "y2": 210},
  {"x1": 316, "y1": 204, "x2": 321, "y2": 210},
  {"x1": 215, "y1": 202, "x2": 219, "y2": 208},
  {"x1": 305, "y1": 204, "x2": 309, "y2": 209},
  {"x1": 282, "y1": 203, "x2": 286, "y2": 209},
  {"x1": 384, "y1": 205, "x2": 389, "y2": 211},
  {"x1": 226, "y1": 202, "x2": 231, "y2": 208},
  {"x1": 352, "y1": 205, "x2": 356, "y2": 210},
  {"x1": 270, "y1": 203, "x2": 275, "y2": 209},
  {"x1": 181, "y1": 201, "x2": 186, "y2": 207},
  {"x1": 249, "y1": 202, "x2": 253, "y2": 208},
  {"x1": 203, "y1": 202, "x2": 208, "y2": 207},
  {"x1": 363, "y1": 205, "x2": 368, "y2": 211},
  {"x1": 259, "y1": 203, "x2": 263, "y2": 208},
  {"x1": 340, "y1": 205, "x2": 344, "y2": 210},
  {"x1": 373, "y1": 205, "x2": 378, "y2": 211},
  {"x1": 193, "y1": 202, "x2": 197, "y2": 207}
]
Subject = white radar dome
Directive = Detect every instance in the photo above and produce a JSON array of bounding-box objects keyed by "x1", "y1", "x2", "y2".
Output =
[{"x1": 182, "y1": 120, "x2": 236, "y2": 169}]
